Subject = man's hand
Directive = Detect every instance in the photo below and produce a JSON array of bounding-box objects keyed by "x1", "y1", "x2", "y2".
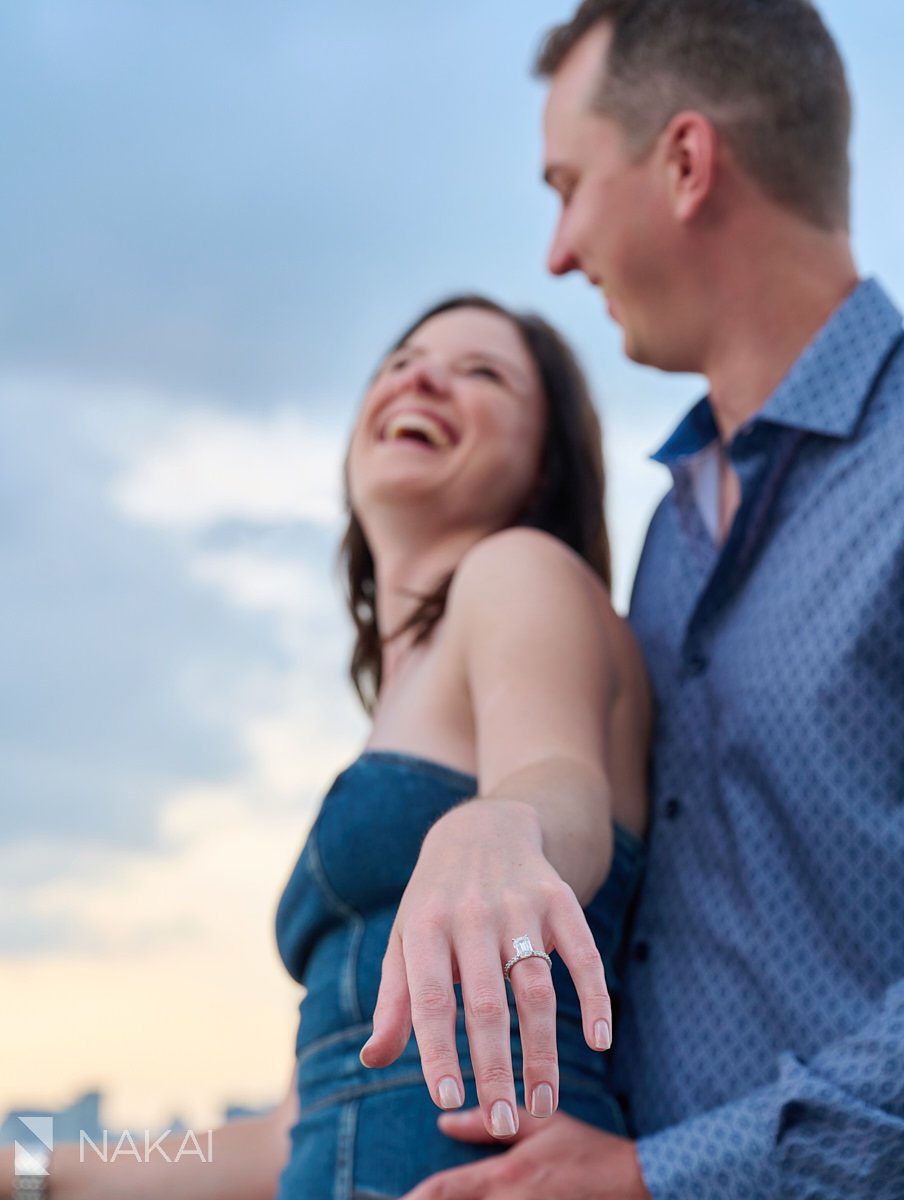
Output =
[{"x1": 401, "y1": 1107, "x2": 651, "y2": 1199}]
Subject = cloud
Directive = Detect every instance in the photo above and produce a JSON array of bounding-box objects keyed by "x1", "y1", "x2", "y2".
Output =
[
  {"x1": 0, "y1": 377, "x2": 369, "y2": 1125},
  {"x1": 112, "y1": 407, "x2": 346, "y2": 532},
  {"x1": 0, "y1": 373, "x2": 363, "y2": 864},
  {"x1": 0, "y1": 617, "x2": 366, "y2": 1126},
  {"x1": 600, "y1": 403, "x2": 677, "y2": 612},
  {"x1": 0, "y1": 786, "x2": 310, "y2": 1128}
]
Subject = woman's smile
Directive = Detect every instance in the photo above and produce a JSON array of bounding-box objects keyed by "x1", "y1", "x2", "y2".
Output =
[{"x1": 380, "y1": 406, "x2": 459, "y2": 449}]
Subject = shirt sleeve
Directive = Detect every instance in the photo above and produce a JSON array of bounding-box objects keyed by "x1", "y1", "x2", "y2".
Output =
[{"x1": 636, "y1": 979, "x2": 904, "y2": 1200}]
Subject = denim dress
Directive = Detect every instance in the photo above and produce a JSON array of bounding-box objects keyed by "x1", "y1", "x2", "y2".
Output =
[{"x1": 274, "y1": 751, "x2": 644, "y2": 1200}]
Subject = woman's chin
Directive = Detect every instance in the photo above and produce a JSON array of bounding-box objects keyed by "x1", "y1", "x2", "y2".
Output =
[{"x1": 356, "y1": 471, "x2": 448, "y2": 510}]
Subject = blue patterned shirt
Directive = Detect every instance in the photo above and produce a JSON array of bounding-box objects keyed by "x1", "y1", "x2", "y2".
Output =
[{"x1": 616, "y1": 278, "x2": 904, "y2": 1199}]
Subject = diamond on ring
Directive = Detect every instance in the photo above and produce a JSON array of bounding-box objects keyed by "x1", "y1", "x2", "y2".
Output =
[{"x1": 504, "y1": 934, "x2": 553, "y2": 982}]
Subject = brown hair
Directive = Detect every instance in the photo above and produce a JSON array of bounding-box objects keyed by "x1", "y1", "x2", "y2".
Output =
[
  {"x1": 535, "y1": 0, "x2": 851, "y2": 231},
  {"x1": 340, "y1": 294, "x2": 611, "y2": 713}
]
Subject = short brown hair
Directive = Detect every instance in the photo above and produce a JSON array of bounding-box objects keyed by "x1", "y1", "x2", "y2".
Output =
[
  {"x1": 535, "y1": 0, "x2": 851, "y2": 231},
  {"x1": 340, "y1": 294, "x2": 611, "y2": 713}
]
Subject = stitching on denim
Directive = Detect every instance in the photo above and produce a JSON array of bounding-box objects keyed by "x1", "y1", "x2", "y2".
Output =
[
  {"x1": 298, "y1": 984, "x2": 515, "y2": 1056},
  {"x1": 306, "y1": 828, "x2": 362, "y2": 923},
  {"x1": 334, "y1": 1099, "x2": 358, "y2": 1200},
  {"x1": 306, "y1": 830, "x2": 364, "y2": 1023},
  {"x1": 297, "y1": 1071, "x2": 456, "y2": 1120},
  {"x1": 343, "y1": 915, "x2": 365, "y2": 1024},
  {"x1": 296, "y1": 1021, "x2": 374, "y2": 1066},
  {"x1": 556, "y1": 1068, "x2": 612, "y2": 1093},
  {"x1": 296, "y1": 1020, "x2": 612, "y2": 1096},
  {"x1": 358, "y1": 750, "x2": 477, "y2": 791},
  {"x1": 295, "y1": 1064, "x2": 609, "y2": 1123},
  {"x1": 295, "y1": 1019, "x2": 499, "y2": 1067}
]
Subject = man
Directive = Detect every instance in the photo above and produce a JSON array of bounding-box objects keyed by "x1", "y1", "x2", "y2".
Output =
[{"x1": 403, "y1": 1, "x2": 904, "y2": 1196}]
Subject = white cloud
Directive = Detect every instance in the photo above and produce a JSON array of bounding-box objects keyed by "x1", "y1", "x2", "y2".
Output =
[
  {"x1": 0, "y1": 795, "x2": 304, "y2": 1128},
  {"x1": 0, "y1": 680, "x2": 366, "y2": 1128},
  {"x1": 0, "y1": 376, "x2": 368, "y2": 1126},
  {"x1": 111, "y1": 406, "x2": 347, "y2": 531},
  {"x1": 604, "y1": 405, "x2": 675, "y2": 613},
  {"x1": 187, "y1": 549, "x2": 315, "y2": 616}
]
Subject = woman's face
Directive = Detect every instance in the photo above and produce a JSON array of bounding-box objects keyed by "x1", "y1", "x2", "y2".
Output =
[{"x1": 347, "y1": 307, "x2": 546, "y2": 536}]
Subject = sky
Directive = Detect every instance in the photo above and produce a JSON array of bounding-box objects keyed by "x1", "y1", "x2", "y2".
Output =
[{"x1": 1, "y1": 0, "x2": 903, "y2": 1130}]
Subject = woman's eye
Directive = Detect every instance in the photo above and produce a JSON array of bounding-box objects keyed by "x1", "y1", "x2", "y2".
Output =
[
  {"x1": 468, "y1": 364, "x2": 503, "y2": 382},
  {"x1": 386, "y1": 356, "x2": 410, "y2": 373}
]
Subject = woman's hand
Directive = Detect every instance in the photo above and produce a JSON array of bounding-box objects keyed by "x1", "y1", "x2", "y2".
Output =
[{"x1": 359, "y1": 795, "x2": 613, "y2": 1140}]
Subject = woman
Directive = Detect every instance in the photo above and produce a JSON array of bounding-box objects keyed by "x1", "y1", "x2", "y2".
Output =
[
  {"x1": 274, "y1": 294, "x2": 649, "y2": 1199},
  {"x1": 0, "y1": 295, "x2": 648, "y2": 1200}
]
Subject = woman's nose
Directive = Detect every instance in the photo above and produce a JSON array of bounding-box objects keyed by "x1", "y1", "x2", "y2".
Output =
[{"x1": 404, "y1": 357, "x2": 452, "y2": 396}]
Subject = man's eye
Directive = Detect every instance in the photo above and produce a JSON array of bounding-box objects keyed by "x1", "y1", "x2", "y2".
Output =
[
  {"x1": 557, "y1": 179, "x2": 576, "y2": 205},
  {"x1": 387, "y1": 356, "x2": 410, "y2": 372}
]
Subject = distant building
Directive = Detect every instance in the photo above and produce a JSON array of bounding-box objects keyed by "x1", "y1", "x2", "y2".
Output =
[
  {"x1": 0, "y1": 1090, "x2": 275, "y2": 1149},
  {"x1": 0, "y1": 1091, "x2": 102, "y2": 1149},
  {"x1": 224, "y1": 1101, "x2": 275, "y2": 1121}
]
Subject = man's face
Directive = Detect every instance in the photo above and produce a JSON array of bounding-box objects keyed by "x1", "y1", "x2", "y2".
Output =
[{"x1": 542, "y1": 24, "x2": 679, "y2": 367}]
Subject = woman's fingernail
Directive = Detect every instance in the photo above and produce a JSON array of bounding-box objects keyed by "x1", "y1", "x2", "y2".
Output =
[
  {"x1": 358, "y1": 1036, "x2": 374, "y2": 1065},
  {"x1": 490, "y1": 1100, "x2": 517, "y2": 1138},
  {"x1": 530, "y1": 1083, "x2": 555, "y2": 1118},
  {"x1": 594, "y1": 1019, "x2": 612, "y2": 1050},
  {"x1": 438, "y1": 1077, "x2": 463, "y2": 1109}
]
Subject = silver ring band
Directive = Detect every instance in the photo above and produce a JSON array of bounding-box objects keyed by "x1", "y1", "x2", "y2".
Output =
[{"x1": 504, "y1": 934, "x2": 553, "y2": 982}]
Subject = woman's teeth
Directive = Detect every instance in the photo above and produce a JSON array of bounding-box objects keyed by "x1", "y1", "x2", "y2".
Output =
[{"x1": 383, "y1": 412, "x2": 452, "y2": 448}]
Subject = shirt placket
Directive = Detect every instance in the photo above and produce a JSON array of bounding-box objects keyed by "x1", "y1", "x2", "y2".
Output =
[
  {"x1": 681, "y1": 424, "x2": 806, "y2": 675},
  {"x1": 630, "y1": 424, "x2": 807, "y2": 971}
]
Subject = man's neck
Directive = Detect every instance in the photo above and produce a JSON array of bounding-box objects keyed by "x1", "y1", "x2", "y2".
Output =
[{"x1": 700, "y1": 224, "x2": 859, "y2": 443}]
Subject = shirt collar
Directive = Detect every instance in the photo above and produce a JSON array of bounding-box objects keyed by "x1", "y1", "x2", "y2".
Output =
[{"x1": 653, "y1": 277, "x2": 903, "y2": 466}]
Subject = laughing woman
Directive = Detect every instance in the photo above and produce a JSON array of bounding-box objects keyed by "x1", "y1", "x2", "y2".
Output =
[
  {"x1": 273, "y1": 294, "x2": 650, "y2": 1199},
  {"x1": 2, "y1": 296, "x2": 649, "y2": 1200}
]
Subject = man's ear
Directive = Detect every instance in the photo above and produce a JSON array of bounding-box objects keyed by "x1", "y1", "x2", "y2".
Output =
[{"x1": 661, "y1": 110, "x2": 719, "y2": 222}]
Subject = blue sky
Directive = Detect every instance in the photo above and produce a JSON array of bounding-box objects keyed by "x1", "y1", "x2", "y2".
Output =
[{"x1": 1, "y1": 0, "x2": 903, "y2": 1126}]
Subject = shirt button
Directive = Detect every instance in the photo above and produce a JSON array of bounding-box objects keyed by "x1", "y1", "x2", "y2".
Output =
[
  {"x1": 664, "y1": 797, "x2": 682, "y2": 820},
  {"x1": 685, "y1": 652, "x2": 708, "y2": 678},
  {"x1": 632, "y1": 940, "x2": 651, "y2": 963}
]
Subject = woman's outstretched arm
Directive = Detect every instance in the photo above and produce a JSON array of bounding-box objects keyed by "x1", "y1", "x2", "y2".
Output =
[
  {"x1": 361, "y1": 527, "x2": 648, "y2": 1140},
  {"x1": 0, "y1": 1067, "x2": 299, "y2": 1200}
]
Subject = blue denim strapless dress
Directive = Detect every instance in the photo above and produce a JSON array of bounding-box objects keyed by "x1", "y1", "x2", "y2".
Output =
[{"x1": 274, "y1": 751, "x2": 644, "y2": 1200}]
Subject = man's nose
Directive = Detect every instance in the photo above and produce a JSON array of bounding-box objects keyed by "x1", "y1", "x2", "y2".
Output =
[{"x1": 546, "y1": 220, "x2": 579, "y2": 277}]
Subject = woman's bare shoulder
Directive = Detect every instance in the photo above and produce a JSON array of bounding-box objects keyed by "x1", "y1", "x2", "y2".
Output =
[
  {"x1": 447, "y1": 527, "x2": 649, "y2": 712},
  {"x1": 449, "y1": 526, "x2": 608, "y2": 612},
  {"x1": 444, "y1": 528, "x2": 621, "y2": 667}
]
